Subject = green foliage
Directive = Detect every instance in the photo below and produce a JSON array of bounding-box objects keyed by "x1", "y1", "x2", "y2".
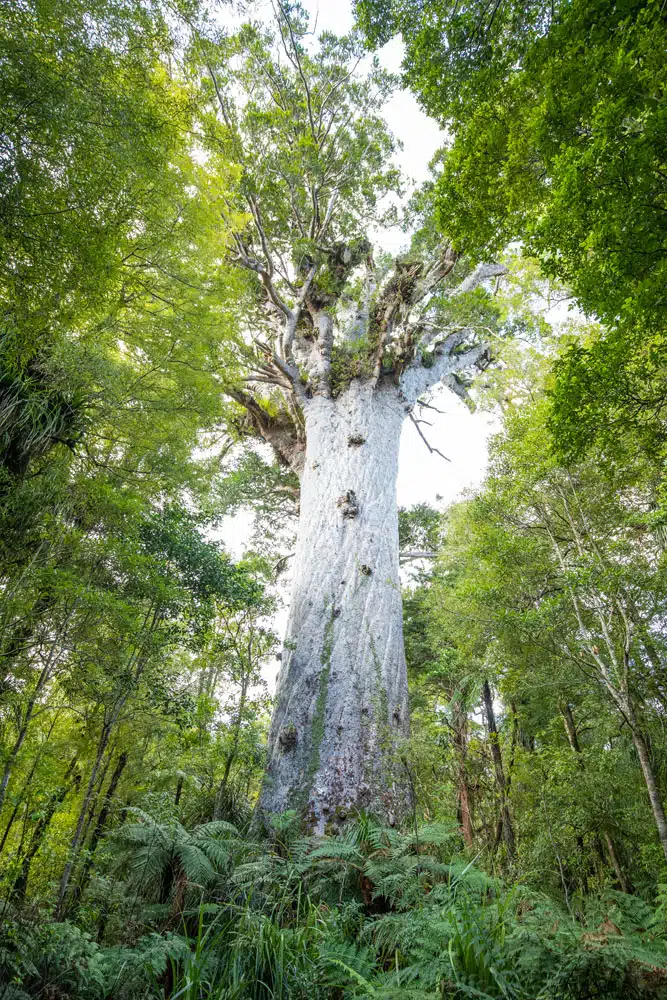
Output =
[
  {"x1": 330, "y1": 338, "x2": 377, "y2": 397},
  {"x1": 8, "y1": 816, "x2": 667, "y2": 999},
  {"x1": 548, "y1": 324, "x2": 667, "y2": 468},
  {"x1": 398, "y1": 504, "x2": 444, "y2": 553},
  {"x1": 4, "y1": 3, "x2": 667, "y2": 1000},
  {"x1": 356, "y1": 0, "x2": 667, "y2": 459},
  {"x1": 0, "y1": 0, "x2": 246, "y2": 494},
  {"x1": 195, "y1": 15, "x2": 401, "y2": 278}
]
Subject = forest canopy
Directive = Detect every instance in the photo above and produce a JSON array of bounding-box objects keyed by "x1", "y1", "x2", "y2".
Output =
[{"x1": 1, "y1": 1, "x2": 667, "y2": 998}]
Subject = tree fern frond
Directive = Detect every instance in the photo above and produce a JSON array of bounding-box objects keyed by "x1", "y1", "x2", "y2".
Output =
[
  {"x1": 194, "y1": 820, "x2": 241, "y2": 839},
  {"x1": 176, "y1": 844, "x2": 216, "y2": 886}
]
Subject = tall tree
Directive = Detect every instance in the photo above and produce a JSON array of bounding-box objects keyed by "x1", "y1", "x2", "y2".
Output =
[
  {"x1": 430, "y1": 369, "x2": 667, "y2": 864},
  {"x1": 196, "y1": 7, "x2": 505, "y2": 829}
]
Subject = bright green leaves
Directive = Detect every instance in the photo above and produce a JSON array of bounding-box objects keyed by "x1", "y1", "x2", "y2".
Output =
[
  {"x1": 0, "y1": 0, "x2": 246, "y2": 494},
  {"x1": 1, "y1": 0, "x2": 188, "y2": 352},
  {"x1": 139, "y1": 505, "x2": 263, "y2": 615},
  {"x1": 193, "y1": 12, "x2": 401, "y2": 309},
  {"x1": 549, "y1": 322, "x2": 667, "y2": 476},
  {"x1": 357, "y1": 0, "x2": 667, "y2": 461}
]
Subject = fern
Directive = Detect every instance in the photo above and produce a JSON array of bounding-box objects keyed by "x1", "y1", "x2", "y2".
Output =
[{"x1": 13, "y1": 814, "x2": 667, "y2": 1000}]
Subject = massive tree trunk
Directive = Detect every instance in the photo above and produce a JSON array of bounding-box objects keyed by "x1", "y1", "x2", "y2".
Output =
[
  {"x1": 257, "y1": 381, "x2": 410, "y2": 831},
  {"x1": 241, "y1": 262, "x2": 501, "y2": 831}
]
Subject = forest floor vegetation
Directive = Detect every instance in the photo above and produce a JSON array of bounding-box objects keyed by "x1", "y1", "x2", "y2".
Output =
[{"x1": 3, "y1": 813, "x2": 667, "y2": 1000}]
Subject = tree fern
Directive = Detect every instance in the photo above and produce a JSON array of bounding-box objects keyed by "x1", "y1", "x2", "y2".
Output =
[{"x1": 109, "y1": 809, "x2": 241, "y2": 911}]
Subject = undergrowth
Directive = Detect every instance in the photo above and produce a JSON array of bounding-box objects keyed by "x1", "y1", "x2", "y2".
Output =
[{"x1": 2, "y1": 813, "x2": 667, "y2": 999}]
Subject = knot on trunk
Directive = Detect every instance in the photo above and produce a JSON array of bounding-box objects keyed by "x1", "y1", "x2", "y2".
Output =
[
  {"x1": 278, "y1": 724, "x2": 298, "y2": 752},
  {"x1": 337, "y1": 490, "x2": 359, "y2": 519},
  {"x1": 347, "y1": 434, "x2": 366, "y2": 447},
  {"x1": 359, "y1": 564, "x2": 372, "y2": 576}
]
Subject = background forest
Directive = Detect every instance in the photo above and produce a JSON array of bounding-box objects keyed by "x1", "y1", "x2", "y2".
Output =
[{"x1": 1, "y1": 0, "x2": 667, "y2": 997}]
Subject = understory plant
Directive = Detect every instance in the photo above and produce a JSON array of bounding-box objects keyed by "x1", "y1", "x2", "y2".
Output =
[{"x1": 4, "y1": 814, "x2": 667, "y2": 1000}]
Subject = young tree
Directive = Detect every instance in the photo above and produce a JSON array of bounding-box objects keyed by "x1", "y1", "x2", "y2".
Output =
[{"x1": 198, "y1": 8, "x2": 504, "y2": 829}]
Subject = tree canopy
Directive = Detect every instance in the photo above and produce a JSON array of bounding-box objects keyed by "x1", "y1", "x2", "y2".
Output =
[
  {"x1": 4, "y1": 1, "x2": 667, "y2": 998},
  {"x1": 355, "y1": 0, "x2": 667, "y2": 462}
]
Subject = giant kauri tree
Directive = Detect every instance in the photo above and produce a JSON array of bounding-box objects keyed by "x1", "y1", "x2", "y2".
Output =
[{"x1": 198, "y1": 8, "x2": 504, "y2": 830}]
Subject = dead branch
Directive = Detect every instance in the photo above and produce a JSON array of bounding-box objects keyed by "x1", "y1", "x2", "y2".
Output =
[{"x1": 409, "y1": 412, "x2": 451, "y2": 462}]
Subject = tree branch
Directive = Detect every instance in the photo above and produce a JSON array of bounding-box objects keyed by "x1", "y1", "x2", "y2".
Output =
[
  {"x1": 410, "y1": 246, "x2": 458, "y2": 306},
  {"x1": 231, "y1": 233, "x2": 294, "y2": 321},
  {"x1": 400, "y1": 335, "x2": 489, "y2": 404},
  {"x1": 409, "y1": 412, "x2": 451, "y2": 462},
  {"x1": 448, "y1": 262, "x2": 507, "y2": 298},
  {"x1": 275, "y1": 1, "x2": 318, "y2": 139}
]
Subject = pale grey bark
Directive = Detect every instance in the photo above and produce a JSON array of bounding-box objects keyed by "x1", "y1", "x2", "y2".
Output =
[
  {"x1": 400, "y1": 338, "x2": 488, "y2": 405},
  {"x1": 482, "y1": 680, "x2": 516, "y2": 859},
  {"x1": 447, "y1": 262, "x2": 506, "y2": 298},
  {"x1": 629, "y1": 716, "x2": 667, "y2": 862},
  {"x1": 256, "y1": 381, "x2": 411, "y2": 831}
]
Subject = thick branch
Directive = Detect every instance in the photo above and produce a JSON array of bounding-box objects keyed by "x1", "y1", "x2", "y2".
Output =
[
  {"x1": 231, "y1": 235, "x2": 294, "y2": 321},
  {"x1": 228, "y1": 388, "x2": 306, "y2": 475},
  {"x1": 400, "y1": 336, "x2": 489, "y2": 405},
  {"x1": 448, "y1": 262, "x2": 506, "y2": 298},
  {"x1": 411, "y1": 246, "x2": 458, "y2": 306}
]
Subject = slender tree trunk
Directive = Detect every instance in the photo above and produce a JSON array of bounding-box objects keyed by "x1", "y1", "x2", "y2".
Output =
[
  {"x1": 561, "y1": 702, "x2": 581, "y2": 756},
  {"x1": 0, "y1": 599, "x2": 79, "y2": 814},
  {"x1": 482, "y1": 680, "x2": 516, "y2": 859},
  {"x1": 72, "y1": 752, "x2": 128, "y2": 909},
  {"x1": 0, "y1": 660, "x2": 53, "y2": 813},
  {"x1": 215, "y1": 671, "x2": 250, "y2": 817},
  {"x1": 0, "y1": 747, "x2": 45, "y2": 854},
  {"x1": 54, "y1": 725, "x2": 111, "y2": 918},
  {"x1": 256, "y1": 382, "x2": 410, "y2": 831},
  {"x1": 55, "y1": 606, "x2": 159, "y2": 916},
  {"x1": 630, "y1": 724, "x2": 667, "y2": 862},
  {"x1": 79, "y1": 750, "x2": 112, "y2": 849},
  {"x1": 12, "y1": 757, "x2": 79, "y2": 903},
  {"x1": 604, "y1": 833, "x2": 629, "y2": 894},
  {"x1": 458, "y1": 779, "x2": 474, "y2": 849},
  {"x1": 451, "y1": 693, "x2": 473, "y2": 848},
  {"x1": 0, "y1": 800, "x2": 21, "y2": 855}
]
